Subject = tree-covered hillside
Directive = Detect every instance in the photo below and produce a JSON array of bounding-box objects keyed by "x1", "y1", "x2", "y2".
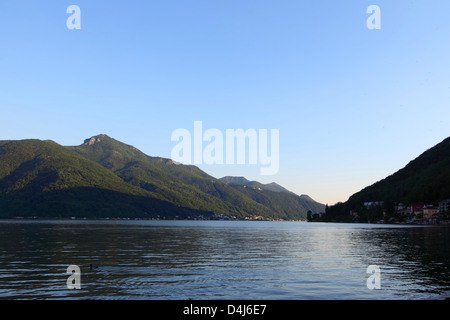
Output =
[
  {"x1": 323, "y1": 136, "x2": 450, "y2": 222},
  {"x1": 0, "y1": 135, "x2": 325, "y2": 220}
]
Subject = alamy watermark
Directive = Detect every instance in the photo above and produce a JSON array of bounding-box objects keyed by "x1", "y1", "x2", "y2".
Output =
[
  {"x1": 64, "y1": 263, "x2": 381, "y2": 292},
  {"x1": 366, "y1": 265, "x2": 381, "y2": 290},
  {"x1": 171, "y1": 121, "x2": 279, "y2": 175},
  {"x1": 66, "y1": 265, "x2": 81, "y2": 290},
  {"x1": 65, "y1": 5, "x2": 381, "y2": 31},
  {"x1": 66, "y1": 5, "x2": 81, "y2": 30},
  {"x1": 367, "y1": 5, "x2": 381, "y2": 30}
]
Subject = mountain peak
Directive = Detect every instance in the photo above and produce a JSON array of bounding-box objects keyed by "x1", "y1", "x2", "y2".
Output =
[
  {"x1": 83, "y1": 137, "x2": 101, "y2": 146},
  {"x1": 83, "y1": 134, "x2": 110, "y2": 146}
]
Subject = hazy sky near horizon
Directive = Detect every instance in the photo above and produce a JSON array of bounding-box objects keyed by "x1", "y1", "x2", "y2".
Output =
[{"x1": 1, "y1": 1, "x2": 449, "y2": 205}]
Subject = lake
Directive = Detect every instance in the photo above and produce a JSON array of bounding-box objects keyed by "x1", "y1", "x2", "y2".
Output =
[{"x1": 0, "y1": 220, "x2": 449, "y2": 300}]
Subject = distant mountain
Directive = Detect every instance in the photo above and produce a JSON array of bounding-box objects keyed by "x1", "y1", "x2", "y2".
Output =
[
  {"x1": 324, "y1": 136, "x2": 450, "y2": 222},
  {"x1": 220, "y1": 176, "x2": 293, "y2": 193},
  {"x1": 220, "y1": 176, "x2": 326, "y2": 217},
  {"x1": 0, "y1": 135, "x2": 323, "y2": 220}
]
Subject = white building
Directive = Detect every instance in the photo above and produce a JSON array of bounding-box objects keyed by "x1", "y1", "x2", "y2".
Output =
[{"x1": 423, "y1": 206, "x2": 439, "y2": 220}]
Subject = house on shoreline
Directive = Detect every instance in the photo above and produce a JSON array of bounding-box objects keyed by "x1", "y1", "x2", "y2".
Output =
[
  {"x1": 396, "y1": 201, "x2": 448, "y2": 225},
  {"x1": 439, "y1": 199, "x2": 450, "y2": 214},
  {"x1": 347, "y1": 200, "x2": 449, "y2": 225}
]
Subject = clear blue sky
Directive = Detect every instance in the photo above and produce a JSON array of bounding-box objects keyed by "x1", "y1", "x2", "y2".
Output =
[{"x1": 1, "y1": 1, "x2": 449, "y2": 205}]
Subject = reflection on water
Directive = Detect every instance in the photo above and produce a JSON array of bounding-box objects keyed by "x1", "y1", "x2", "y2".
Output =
[{"x1": 0, "y1": 220, "x2": 449, "y2": 299}]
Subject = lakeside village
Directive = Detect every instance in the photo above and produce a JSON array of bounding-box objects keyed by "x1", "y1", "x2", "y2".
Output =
[
  {"x1": 310, "y1": 199, "x2": 450, "y2": 225},
  {"x1": 12, "y1": 200, "x2": 450, "y2": 224},
  {"x1": 11, "y1": 213, "x2": 293, "y2": 222}
]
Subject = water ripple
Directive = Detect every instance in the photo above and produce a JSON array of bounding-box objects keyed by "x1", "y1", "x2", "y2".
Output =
[{"x1": 0, "y1": 220, "x2": 449, "y2": 299}]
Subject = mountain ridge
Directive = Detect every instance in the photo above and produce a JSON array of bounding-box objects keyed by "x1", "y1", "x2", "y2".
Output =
[
  {"x1": 219, "y1": 176, "x2": 294, "y2": 194},
  {"x1": 0, "y1": 134, "x2": 324, "y2": 220}
]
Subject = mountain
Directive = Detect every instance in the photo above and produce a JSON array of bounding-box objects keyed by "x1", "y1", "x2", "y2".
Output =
[
  {"x1": 220, "y1": 176, "x2": 293, "y2": 193},
  {"x1": 0, "y1": 139, "x2": 191, "y2": 218},
  {"x1": 68, "y1": 135, "x2": 278, "y2": 218},
  {"x1": 220, "y1": 176, "x2": 325, "y2": 218},
  {"x1": 0, "y1": 135, "x2": 324, "y2": 220},
  {"x1": 324, "y1": 136, "x2": 450, "y2": 222}
]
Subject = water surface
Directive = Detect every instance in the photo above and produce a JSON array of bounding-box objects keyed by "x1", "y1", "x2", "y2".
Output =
[{"x1": 0, "y1": 220, "x2": 448, "y2": 300}]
